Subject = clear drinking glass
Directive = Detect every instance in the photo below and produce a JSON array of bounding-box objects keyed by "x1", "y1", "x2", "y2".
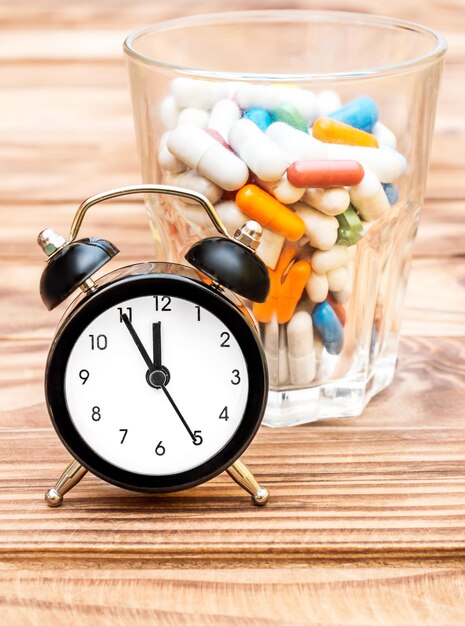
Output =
[{"x1": 124, "y1": 11, "x2": 446, "y2": 427}]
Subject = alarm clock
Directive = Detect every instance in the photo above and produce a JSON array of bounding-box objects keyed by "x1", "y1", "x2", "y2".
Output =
[{"x1": 38, "y1": 184, "x2": 271, "y2": 507}]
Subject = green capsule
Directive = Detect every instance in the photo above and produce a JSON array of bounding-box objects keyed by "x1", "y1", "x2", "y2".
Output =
[
  {"x1": 336, "y1": 205, "x2": 363, "y2": 246},
  {"x1": 271, "y1": 101, "x2": 308, "y2": 133}
]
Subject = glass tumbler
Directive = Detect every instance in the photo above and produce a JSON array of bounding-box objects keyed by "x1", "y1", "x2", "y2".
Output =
[{"x1": 124, "y1": 11, "x2": 446, "y2": 427}]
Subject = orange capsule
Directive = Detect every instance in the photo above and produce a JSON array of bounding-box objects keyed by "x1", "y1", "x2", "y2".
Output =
[
  {"x1": 235, "y1": 184, "x2": 305, "y2": 241},
  {"x1": 287, "y1": 160, "x2": 365, "y2": 188},
  {"x1": 312, "y1": 117, "x2": 379, "y2": 148},
  {"x1": 253, "y1": 244, "x2": 311, "y2": 324}
]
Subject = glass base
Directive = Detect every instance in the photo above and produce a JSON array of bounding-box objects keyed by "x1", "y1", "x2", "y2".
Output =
[{"x1": 263, "y1": 353, "x2": 397, "y2": 427}]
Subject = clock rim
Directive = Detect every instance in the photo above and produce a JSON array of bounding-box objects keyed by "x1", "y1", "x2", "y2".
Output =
[{"x1": 45, "y1": 268, "x2": 268, "y2": 493}]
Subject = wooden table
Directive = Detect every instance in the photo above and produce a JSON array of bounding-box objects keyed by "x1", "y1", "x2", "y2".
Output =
[{"x1": 1, "y1": 1, "x2": 464, "y2": 623}]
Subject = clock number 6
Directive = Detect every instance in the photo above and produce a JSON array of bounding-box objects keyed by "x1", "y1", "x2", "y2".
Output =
[
  {"x1": 231, "y1": 370, "x2": 241, "y2": 385},
  {"x1": 155, "y1": 441, "x2": 166, "y2": 456}
]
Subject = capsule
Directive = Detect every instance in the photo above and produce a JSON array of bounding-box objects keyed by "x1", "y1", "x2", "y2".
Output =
[
  {"x1": 253, "y1": 245, "x2": 311, "y2": 324},
  {"x1": 336, "y1": 206, "x2": 363, "y2": 246},
  {"x1": 302, "y1": 187, "x2": 350, "y2": 216},
  {"x1": 166, "y1": 170, "x2": 223, "y2": 205},
  {"x1": 349, "y1": 170, "x2": 390, "y2": 221},
  {"x1": 264, "y1": 318, "x2": 289, "y2": 386},
  {"x1": 229, "y1": 118, "x2": 288, "y2": 182},
  {"x1": 177, "y1": 107, "x2": 209, "y2": 128},
  {"x1": 243, "y1": 108, "x2": 272, "y2": 132},
  {"x1": 312, "y1": 300, "x2": 344, "y2": 355},
  {"x1": 168, "y1": 124, "x2": 249, "y2": 191},
  {"x1": 382, "y1": 182, "x2": 399, "y2": 205},
  {"x1": 328, "y1": 96, "x2": 378, "y2": 132},
  {"x1": 158, "y1": 131, "x2": 186, "y2": 174},
  {"x1": 287, "y1": 160, "x2": 365, "y2": 188},
  {"x1": 207, "y1": 99, "x2": 241, "y2": 140},
  {"x1": 312, "y1": 117, "x2": 379, "y2": 148},
  {"x1": 171, "y1": 78, "x2": 232, "y2": 109},
  {"x1": 326, "y1": 144, "x2": 406, "y2": 183},
  {"x1": 294, "y1": 204, "x2": 339, "y2": 251},
  {"x1": 373, "y1": 121, "x2": 397, "y2": 149},
  {"x1": 205, "y1": 128, "x2": 233, "y2": 151},
  {"x1": 287, "y1": 311, "x2": 316, "y2": 385},
  {"x1": 327, "y1": 266, "x2": 348, "y2": 292},
  {"x1": 235, "y1": 84, "x2": 317, "y2": 122},
  {"x1": 266, "y1": 122, "x2": 328, "y2": 162},
  {"x1": 160, "y1": 95, "x2": 179, "y2": 130},
  {"x1": 258, "y1": 173, "x2": 305, "y2": 204},
  {"x1": 271, "y1": 101, "x2": 308, "y2": 133},
  {"x1": 235, "y1": 184, "x2": 306, "y2": 241},
  {"x1": 311, "y1": 246, "x2": 349, "y2": 274},
  {"x1": 316, "y1": 90, "x2": 342, "y2": 116},
  {"x1": 306, "y1": 271, "x2": 329, "y2": 304}
]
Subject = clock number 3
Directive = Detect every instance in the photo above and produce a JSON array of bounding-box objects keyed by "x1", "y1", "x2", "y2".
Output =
[{"x1": 231, "y1": 370, "x2": 241, "y2": 385}]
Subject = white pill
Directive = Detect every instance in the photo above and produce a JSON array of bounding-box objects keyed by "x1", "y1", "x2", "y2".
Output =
[
  {"x1": 235, "y1": 84, "x2": 317, "y2": 121},
  {"x1": 316, "y1": 90, "x2": 342, "y2": 116},
  {"x1": 160, "y1": 95, "x2": 179, "y2": 130},
  {"x1": 264, "y1": 317, "x2": 288, "y2": 386},
  {"x1": 303, "y1": 187, "x2": 350, "y2": 216},
  {"x1": 207, "y1": 99, "x2": 241, "y2": 140},
  {"x1": 266, "y1": 122, "x2": 328, "y2": 163},
  {"x1": 331, "y1": 286, "x2": 352, "y2": 304},
  {"x1": 256, "y1": 228, "x2": 285, "y2": 270},
  {"x1": 327, "y1": 265, "x2": 349, "y2": 292},
  {"x1": 287, "y1": 311, "x2": 316, "y2": 385},
  {"x1": 168, "y1": 124, "x2": 249, "y2": 191},
  {"x1": 294, "y1": 203, "x2": 339, "y2": 251},
  {"x1": 171, "y1": 78, "x2": 232, "y2": 109},
  {"x1": 177, "y1": 107, "x2": 209, "y2": 128},
  {"x1": 312, "y1": 246, "x2": 349, "y2": 274},
  {"x1": 326, "y1": 143, "x2": 406, "y2": 183},
  {"x1": 373, "y1": 121, "x2": 397, "y2": 149},
  {"x1": 258, "y1": 174, "x2": 305, "y2": 204},
  {"x1": 349, "y1": 169, "x2": 390, "y2": 222},
  {"x1": 215, "y1": 200, "x2": 247, "y2": 233},
  {"x1": 158, "y1": 132, "x2": 186, "y2": 174},
  {"x1": 306, "y1": 271, "x2": 329, "y2": 303},
  {"x1": 229, "y1": 118, "x2": 288, "y2": 182},
  {"x1": 167, "y1": 169, "x2": 223, "y2": 205}
]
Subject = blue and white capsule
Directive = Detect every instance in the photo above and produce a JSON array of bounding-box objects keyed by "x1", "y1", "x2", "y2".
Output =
[
  {"x1": 329, "y1": 96, "x2": 378, "y2": 133},
  {"x1": 311, "y1": 300, "x2": 344, "y2": 355}
]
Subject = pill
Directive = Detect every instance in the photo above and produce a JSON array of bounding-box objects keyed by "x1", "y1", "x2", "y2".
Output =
[
  {"x1": 235, "y1": 83, "x2": 317, "y2": 121},
  {"x1": 207, "y1": 99, "x2": 241, "y2": 140},
  {"x1": 316, "y1": 90, "x2": 342, "y2": 116},
  {"x1": 258, "y1": 173, "x2": 305, "y2": 204},
  {"x1": 312, "y1": 246, "x2": 349, "y2": 274},
  {"x1": 311, "y1": 300, "x2": 344, "y2": 355},
  {"x1": 205, "y1": 128, "x2": 234, "y2": 151},
  {"x1": 158, "y1": 131, "x2": 186, "y2": 174},
  {"x1": 382, "y1": 182, "x2": 399, "y2": 205},
  {"x1": 327, "y1": 294, "x2": 346, "y2": 325},
  {"x1": 167, "y1": 169, "x2": 223, "y2": 205},
  {"x1": 263, "y1": 317, "x2": 289, "y2": 386},
  {"x1": 302, "y1": 187, "x2": 350, "y2": 216},
  {"x1": 373, "y1": 121, "x2": 397, "y2": 149},
  {"x1": 266, "y1": 122, "x2": 328, "y2": 162},
  {"x1": 160, "y1": 95, "x2": 179, "y2": 130},
  {"x1": 306, "y1": 271, "x2": 329, "y2": 303},
  {"x1": 336, "y1": 206, "x2": 363, "y2": 246},
  {"x1": 327, "y1": 265, "x2": 348, "y2": 292},
  {"x1": 229, "y1": 118, "x2": 288, "y2": 181},
  {"x1": 177, "y1": 107, "x2": 209, "y2": 128},
  {"x1": 294, "y1": 204, "x2": 339, "y2": 251},
  {"x1": 168, "y1": 124, "x2": 249, "y2": 191},
  {"x1": 287, "y1": 160, "x2": 365, "y2": 188},
  {"x1": 328, "y1": 96, "x2": 378, "y2": 132},
  {"x1": 236, "y1": 185, "x2": 306, "y2": 241},
  {"x1": 243, "y1": 108, "x2": 272, "y2": 132},
  {"x1": 271, "y1": 101, "x2": 308, "y2": 133},
  {"x1": 253, "y1": 245, "x2": 311, "y2": 324},
  {"x1": 256, "y1": 227, "x2": 285, "y2": 270},
  {"x1": 312, "y1": 117, "x2": 379, "y2": 148},
  {"x1": 287, "y1": 311, "x2": 316, "y2": 385},
  {"x1": 331, "y1": 285, "x2": 352, "y2": 304},
  {"x1": 349, "y1": 169, "x2": 390, "y2": 221},
  {"x1": 171, "y1": 77, "x2": 232, "y2": 109},
  {"x1": 325, "y1": 144, "x2": 406, "y2": 183},
  {"x1": 214, "y1": 200, "x2": 247, "y2": 232}
]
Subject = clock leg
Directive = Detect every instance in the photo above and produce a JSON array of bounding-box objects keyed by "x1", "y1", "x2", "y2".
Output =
[
  {"x1": 44, "y1": 459, "x2": 88, "y2": 507},
  {"x1": 226, "y1": 459, "x2": 269, "y2": 506}
]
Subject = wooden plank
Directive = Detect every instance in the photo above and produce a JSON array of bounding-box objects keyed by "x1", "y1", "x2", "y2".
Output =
[{"x1": 1, "y1": 567, "x2": 465, "y2": 625}]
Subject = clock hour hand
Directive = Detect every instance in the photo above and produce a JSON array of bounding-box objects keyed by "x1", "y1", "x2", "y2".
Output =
[
  {"x1": 152, "y1": 322, "x2": 162, "y2": 369},
  {"x1": 121, "y1": 313, "x2": 153, "y2": 371},
  {"x1": 160, "y1": 385, "x2": 196, "y2": 443}
]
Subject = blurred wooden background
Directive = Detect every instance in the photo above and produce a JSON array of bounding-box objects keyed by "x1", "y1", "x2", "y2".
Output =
[{"x1": 0, "y1": 1, "x2": 464, "y2": 624}]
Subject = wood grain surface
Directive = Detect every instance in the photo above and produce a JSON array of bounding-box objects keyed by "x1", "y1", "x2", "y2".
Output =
[{"x1": 1, "y1": 0, "x2": 465, "y2": 624}]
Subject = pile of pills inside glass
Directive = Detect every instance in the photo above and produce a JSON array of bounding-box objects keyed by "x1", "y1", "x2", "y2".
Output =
[{"x1": 157, "y1": 78, "x2": 406, "y2": 388}]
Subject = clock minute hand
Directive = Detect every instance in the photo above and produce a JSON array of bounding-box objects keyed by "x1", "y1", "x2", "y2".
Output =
[
  {"x1": 160, "y1": 385, "x2": 196, "y2": 443},
  {"x1": 122, "y1": 314, "x2": 153, "y2": 371}
]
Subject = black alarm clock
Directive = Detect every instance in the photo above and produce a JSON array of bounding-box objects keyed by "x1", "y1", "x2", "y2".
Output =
[{"x1": 38, "y1": 184, "x2": 270, "y2": 507}]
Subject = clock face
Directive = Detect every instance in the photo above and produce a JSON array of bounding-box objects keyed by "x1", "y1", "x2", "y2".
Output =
[{"x1": 64, "y1": 294, "x2": 249, "y2": 476}]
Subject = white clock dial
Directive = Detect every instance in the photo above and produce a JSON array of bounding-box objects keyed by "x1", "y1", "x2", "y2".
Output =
[{"x1": 64, "y1": 295, "x2": 249, "y2": 475}]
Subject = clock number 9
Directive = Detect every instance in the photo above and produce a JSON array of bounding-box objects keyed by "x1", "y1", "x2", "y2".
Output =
[
  {"x1": 79, "y1": 369, "x2": 89, "y2": 384},
  {"x1": 91, "y1": 406, "x2": 101, "y2": 421},
  {"x1": 231, "y1": 370, "x2": 241, "y2": 385},
  {"x1": 155, "y1": 441, "x2": 166, "y2": 456}
]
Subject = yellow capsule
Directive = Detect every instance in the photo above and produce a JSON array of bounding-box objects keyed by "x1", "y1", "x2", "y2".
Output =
[{"x1": 312, "y1": 117, "x2": 379, "y2": 148}]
